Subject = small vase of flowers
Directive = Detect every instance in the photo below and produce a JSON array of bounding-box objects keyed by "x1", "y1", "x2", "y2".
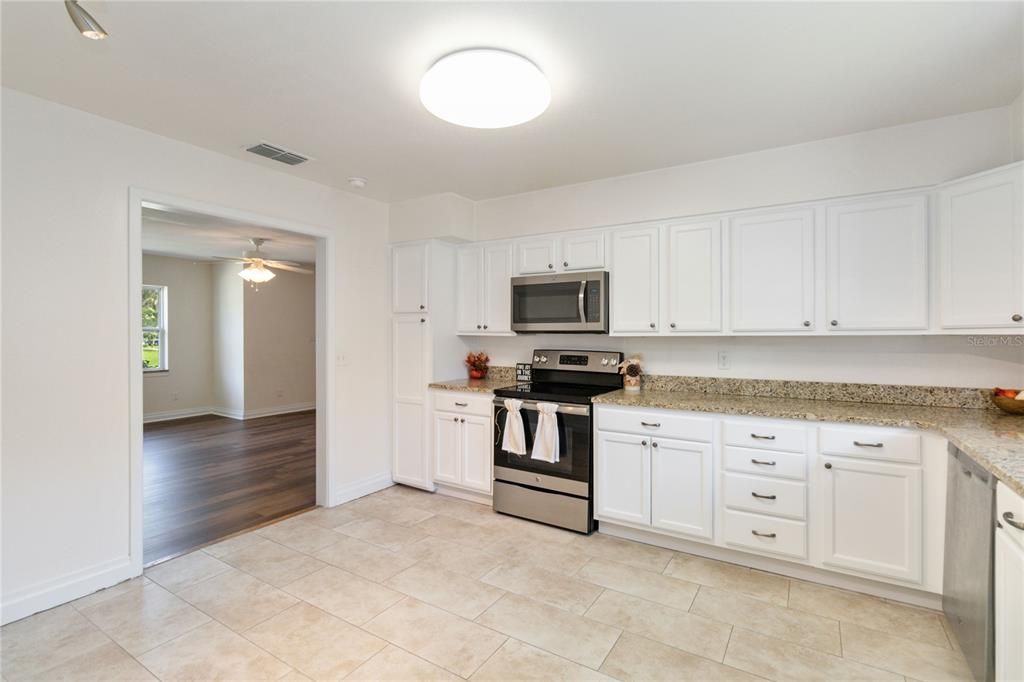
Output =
[
  {"x1": 619, "y1": 356, "x2": 643, "y2": 392},
  {"x1": 465, "y1": 352, "x2": 490, "y2": 380}
]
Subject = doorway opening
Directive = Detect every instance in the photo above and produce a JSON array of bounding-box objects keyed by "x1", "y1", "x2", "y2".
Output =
[{"x1": 129, "y1": 192, "x2": 333, "y2": 568}]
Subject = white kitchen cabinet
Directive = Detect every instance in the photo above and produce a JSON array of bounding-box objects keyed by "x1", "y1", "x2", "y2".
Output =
[
  {"x1": 392, "y1": 243, "x2": 428, "y2": 313},
  {"x1": 937, "y1": 165, "x2": 1023, "y2": 329},
  {"x1": 560, "y1": 232, "x2": 606, "y2": 271},
  {"x1": 819, "y1": 456, "x2": 922, "y2": 583},
  {"x1": 826, "y1": 195, "x2": 928, "y2": 331},
  {"x1": 461, "y1": 414, "x2": 493, "y2": 494},
  {"x1": 392, "y1": 314, "x2": 432, "y2": 489},
  {"x1": 729, "y1": 209, "x2": 815, "y2": 332},
  {"x1": 595, "y1": 431, "x2": 650, "y2": 525},
  {"x1": 650, "y1": 438, "x2": 713, "y2": 539},
  {"x1": 664, "y1": 220, "x2": 722, "y2": 332},
  {"x1": 433, "y1": 412, "x2": 461, "y2": 486},
  {"x1": 516, "y1": 238, "x2": 558, "y2": 274},
  {"x1": 393, "y1": 402, "x2": 429, "y2": 489},
  {"x1": 456, "y1": 243, "x2": 513, "y2": 334},
  {"x1": 996, "y1": 482, "x2": 1024, "y2": 682},
  {"x1": 610, "y1": 226, "x2": 660, "y2": 333}
]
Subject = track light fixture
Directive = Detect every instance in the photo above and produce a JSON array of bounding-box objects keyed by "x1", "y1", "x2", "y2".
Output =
[{"x1": 65, "y1": 0, "x2": 108, "y2": 40}]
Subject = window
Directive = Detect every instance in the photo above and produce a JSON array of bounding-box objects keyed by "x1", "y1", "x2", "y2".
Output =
[{"x1": 142, "y1": 285, "x2": 167, "y2": 371}]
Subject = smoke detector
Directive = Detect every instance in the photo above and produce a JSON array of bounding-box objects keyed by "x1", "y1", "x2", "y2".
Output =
[{"x1": 347, "y1": 176, "x2": 368, "y2": 190}]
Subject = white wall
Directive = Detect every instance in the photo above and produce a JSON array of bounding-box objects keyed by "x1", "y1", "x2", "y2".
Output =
[
  {"x1": 243, "y1": 268, "x2": 316, "y2": 414},
  {"x1": 1011, "y1": 90, "x2": 1023, "y2": 161},
  {"x1": 390, "y1": 192, "x2": 475, "y2": 243},
  {"x1": 465, "y1": 335, "x2": 1024, "y2": 389},
  {"x1": 211, "y1": 262, "x2": 246, "y2": 417},
  {"x1": 1, "y1": 88, "x2": 391, "y2": 622},
  {"x1": 142, "y1": 255, "x2": 214, "y2": 419}
]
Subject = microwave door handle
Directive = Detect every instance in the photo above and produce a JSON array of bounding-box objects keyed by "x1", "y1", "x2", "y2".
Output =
[{"x1": 578, "y1": 280, "x2": 587, "y2": 323}]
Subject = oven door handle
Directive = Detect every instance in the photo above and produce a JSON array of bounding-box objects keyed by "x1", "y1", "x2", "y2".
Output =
[
  {"x1": 493, "y1": 398, "x2": 590, "y2": 417},
  {"x1": 578, "y1": 280, "x2": 587, "y2": 324}
]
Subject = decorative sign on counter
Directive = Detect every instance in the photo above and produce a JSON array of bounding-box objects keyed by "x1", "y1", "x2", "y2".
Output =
[{"x1": 516, "y1": 363, "x2": 532, "y2": 383}]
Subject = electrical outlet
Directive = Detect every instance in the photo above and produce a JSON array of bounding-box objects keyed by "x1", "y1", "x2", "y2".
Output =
[{"x1": 717, "y1": 351, "x2": 731, "y2": 370}]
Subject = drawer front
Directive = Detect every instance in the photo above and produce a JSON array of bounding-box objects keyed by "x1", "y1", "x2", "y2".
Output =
[
  {"x1": 819, "y1": 425, "x2": 921, "y2": 463},
  {"x1": 722, "y1": 509, "x2": 808, "y2": 559},
  {"x1": 434, "y1": 392, "x2": 493, "y2": 416},
  {"x1": 724, "y1": 420, "x2": 808, "y2": 453},
  {"x1": 723, "y1": 472, "x2": 807, "y2": 520},
  {"x1": 598, "y1": 407, "x2": 713, "y2": 442},
  {"x1": 723, "y1": 446, "x2": 807, "y2": 481}
]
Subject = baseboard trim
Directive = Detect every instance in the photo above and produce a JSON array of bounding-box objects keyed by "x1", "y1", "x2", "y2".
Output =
[
  {"x1": 598, "y1": 522, "x2": 942, "y2": 610},
  {"x1": 143, "y1": 406, "x2": 215, "y2": 423},
  {"x1": 1, "y1": 556, "x2": 135, "y2": 625},
  {"x1": 329, "y1": 471, "x2": 394, "y2": 507},
  {"x1": 145, "y1": 403, "x2": 315, "y2": 423},
  {"x1": 241, "y1": 403, "x2": 316, "y2": 420}
]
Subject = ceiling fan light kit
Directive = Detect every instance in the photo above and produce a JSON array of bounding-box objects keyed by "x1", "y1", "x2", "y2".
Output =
[
  {"x1": 238, "y1": 261, "x2": 276, "y2": 286},
  {"x1": 212, "y1": 237, "x2": 313, "y2": 290}
]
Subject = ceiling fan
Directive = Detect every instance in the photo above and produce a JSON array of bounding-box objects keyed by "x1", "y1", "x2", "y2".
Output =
[{"x1": 213, "y1": 238, "x2": 313, "y2": 286}]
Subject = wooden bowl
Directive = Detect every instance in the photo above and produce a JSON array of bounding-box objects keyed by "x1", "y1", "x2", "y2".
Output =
[{"x1": 991, "y1": 394, "x2": 1024, "y2": 415}]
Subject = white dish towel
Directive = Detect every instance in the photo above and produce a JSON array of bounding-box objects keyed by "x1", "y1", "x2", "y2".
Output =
[
  {"x1": 502, "y1": 399, "x2": 527, "y2": 455},
  {"x1": 530, "y1": 402, "x2": 560, "y2": 463}
]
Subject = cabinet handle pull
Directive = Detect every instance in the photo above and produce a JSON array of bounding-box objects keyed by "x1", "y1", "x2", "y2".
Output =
[
  {"x1": 1004, "y1": 512, "x2": 1024, "y2": 531},
  {"x1": 670, "y1": 322, "x2": 677, "y2": 329},
  {"x1": 453, "y1": 417, "x2": 458, "y2": 422},
  {"x1": 641, "y1": 421, "x2": 661, "y2": 428},
  {"x1": 641, "y1": 440, "x2": 648, "y2": 447},
  {"x1": 460, "y1": 418, "x2": 465, "y2": 423},
  {"x1": 652, "y1": 442, "x2": 659, "y2": 448},
  {"x1": 830, "y1": 320, "x2": 838, "y2": 327},
  {"x1": 824, "y1": 462, "x2": 833, "y2": 469},
  {"x1": 419, "y1": 304, "x2": 425, "y2": 310},
  {"x1": 803, "y1": 320, "x2": 811, "y2": 327},
  {"x1": 649, "y1": 322, "x2": 656, "y2": 329},
  {"x1": 751, "y1": 530, "x2": 777, "y2": 539},
  {"x1": 751, "y1": 492, "x2": 777, "y2": 500},
  {"x1": 548, "y1": 264, "x2": 554, "y2": 269},
  {"x1": 563, "y1": 261, "x2": 569, "y2": 267},
  {"x1": 1013, "y1": 314, "x2": 1023, "y2": 322},
  {"x1": 750, "y1": 433, "x2": 775, "y2": 440},
  {"x1": 477, "y1": 324, "x2": 482, "y2": 329},
  {"x1": 750, "y1": 458, "x2": 776, "y2": 466},
  {"x1": 853, "y1": 441, "x2": 883, "y2": 448},
  {"x1": 455, "y1": 402, "x2": 468, "y2": 407},
  {"x1": 483, "y1": 324, "x2": 488, "y2": 330}
]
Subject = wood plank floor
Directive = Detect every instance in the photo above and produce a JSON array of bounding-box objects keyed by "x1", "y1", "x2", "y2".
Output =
[{"x1": 143, "y1": 411, "x2": 316, "y2": 565}]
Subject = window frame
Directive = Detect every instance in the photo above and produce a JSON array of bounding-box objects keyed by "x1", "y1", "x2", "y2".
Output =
[{"x1": 142, "y1": 284, "x2": 168, "y2": 372}]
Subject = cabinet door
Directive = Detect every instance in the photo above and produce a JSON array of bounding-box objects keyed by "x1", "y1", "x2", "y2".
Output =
[
  {"x1": 651, "y1": 438, "x2": 713, "y2": 539},
  {"x1": 482, "y1": 244, "x2": 513, "y2": 333},
  {"x1": 516, "y1": 238, "x2": 558, "y2": 274},
  {"x1": 461, "y1": 414, "x2": 493, "y2": 493},
  {"x1": 611, "y1": 226, "x2": 660, "y2": 333},
  {"x1": 665, "y1": 221, "x2": 722, "y2": 332},
  {"x1": 826, "y1": 196, "x2": 928, "y2": 330},
  {"x1": 995, "y1": 525, "x2": 1024, "y2": 682},
  {"x1": 392, "y1": 243, "x2": 428, "y2": 313},
  {"x1": 393, "y1": 402, "x2": 429, "y2": 489},
  {"x1": 561, "y1": 233, "x2": 605, "y2": 271},
  {"x1": 456, "y1": 247, "x2": 482, "y2": 334},
  {"x1": 938, "y1": 166, "x2": 1023, "y2": 328},
  {"x1": 392, "y1": 315, "x2": 428, "y2": 402},
  {"x1": 820, "y1": 457, "x2": 922, "y2": 583},
  {"x1": 729, "y1": 210, "x2": 815, "y2": 332},
  {"x1": 596, "y1": 432, "x2": 650, "y2": 526},
  {"x1": 433, "y1": 411, "x2": 461, "y2": 485}
]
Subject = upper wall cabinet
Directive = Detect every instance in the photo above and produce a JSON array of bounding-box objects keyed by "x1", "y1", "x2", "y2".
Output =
[
  {"x1": 826, "y1": 195, "x2": 928, "y2": 331},
  {"x1": 515, "y1": 232, "x2": 606, "y2": 274},
  {"x1": 516, "y1": 237, "x2": 558, "y2": 274},
  {"x1": 561, "y1": 232, "x2": 606, "y2": 271},
  {"x1": 456, "y1": 243, "x2": 513, "y2": 335},
  {"x1": 729, "y1": 209, "x2": 815, "y2": 332},
  {"x1": 664, "y1": 220, "x2": 722, "y2": 332},
  {"x1": 392, "y1": 243, "x2": 428, "y2": 313},
  {"x1": 611, "y1": 226, "x2": 660, "y2": 334},
  {"x1": 937, "y1": 165, "x2": 1023, "y2": 329}
]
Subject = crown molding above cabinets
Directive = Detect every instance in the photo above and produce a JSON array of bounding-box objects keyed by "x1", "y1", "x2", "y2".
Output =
[{"x1": 446, "y1": 161, "x2": 1023, "y2": 337}]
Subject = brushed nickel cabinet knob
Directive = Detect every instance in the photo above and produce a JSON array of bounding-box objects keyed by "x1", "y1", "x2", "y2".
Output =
[
  {"x1": 1013, "y1": 314, "x2": 1022, "y2": 322},
  {"x1": 803, "y1": 320, "x2": 811, "y2": 327}
]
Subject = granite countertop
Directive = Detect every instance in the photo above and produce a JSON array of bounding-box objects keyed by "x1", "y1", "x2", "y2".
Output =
[
  {"x1": 429, "y1": 376, "x2": 515, "y2": 393},
  {"x1": 593, "y1": 389, "x2": 1024, "y2": 497}
]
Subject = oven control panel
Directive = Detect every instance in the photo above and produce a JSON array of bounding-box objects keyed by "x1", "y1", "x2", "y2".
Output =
[{"x1": 530, "y1": 349, "x2": 623, "y2": 373}]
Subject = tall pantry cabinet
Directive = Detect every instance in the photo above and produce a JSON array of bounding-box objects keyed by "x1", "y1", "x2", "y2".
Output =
[{"x1": 390, "y1": 242, "x2": 463, "y2": 490}]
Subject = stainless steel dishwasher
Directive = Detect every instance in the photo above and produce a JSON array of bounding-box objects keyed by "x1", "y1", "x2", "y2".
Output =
[{"x1": 943, "y1": 444, "x2": 996, "y2": 682}]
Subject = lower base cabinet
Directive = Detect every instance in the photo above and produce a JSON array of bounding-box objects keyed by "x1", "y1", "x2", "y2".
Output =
[
  {"x1": 996, "y1": 482, "x2": 1024, "y2": 682},
  {"x1": 393, "y1": 401, "x2": 430, "y2": 489},
  {"x1": 430, "y1": 391, "x2": 494, "y2": 495}
]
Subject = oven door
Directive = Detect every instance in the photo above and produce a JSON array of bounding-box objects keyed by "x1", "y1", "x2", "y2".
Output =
[
  {"x1": 511, "y1": 271, "x2": 608, "y2": 333},
  {"x1": 493, "y1": 399, "x2": 592, "y2": 488}
]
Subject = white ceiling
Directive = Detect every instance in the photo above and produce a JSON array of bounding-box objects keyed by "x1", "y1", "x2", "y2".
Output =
[
  {"x1": 141, "y1": 205, "x2": 316, "y2": 263},
  {"x1": 3, "y1": 2, "x2": 1021, "y2": 202}
]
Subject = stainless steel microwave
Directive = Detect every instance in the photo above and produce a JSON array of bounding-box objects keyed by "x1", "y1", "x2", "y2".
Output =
[{"x1": 511, "y1": 271, "x2": 609, "y2": 333}]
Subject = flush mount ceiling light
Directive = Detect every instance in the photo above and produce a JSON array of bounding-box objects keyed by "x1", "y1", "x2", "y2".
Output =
[
  {"x1": 419, "y1": 48, "x2": 550, "y2": 129},
  {"x1": 65, "y1": 0, "x2": 108, "y2": 40}
]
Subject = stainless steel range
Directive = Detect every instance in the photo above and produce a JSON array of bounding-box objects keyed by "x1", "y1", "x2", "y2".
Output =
[{"x1": 492, "y1": 349, "x2": 623, "y2": 533}]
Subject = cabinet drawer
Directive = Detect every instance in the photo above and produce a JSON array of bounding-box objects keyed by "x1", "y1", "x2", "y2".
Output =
[
  {"x1": 723, "y1": 472, "x2": 807, "y2": 520},
  {"x1": 434, "y1": 392, "x2": 493, "y2": 417},
  {"x1": 598, "y1": 407, "x2": 712, "y2": 442},
  {"x1": 722, "y1": 509, "x2": 808, "y2": 559},
  {"x1": 723, "y1": 420, "x2": 808, "y2": 453},
  {"x1": 819, "y1": 425, "x2": 920, "y2": 463},
  {"x1": 723, "y1": 446, "x2": 807, "y2": 481}
]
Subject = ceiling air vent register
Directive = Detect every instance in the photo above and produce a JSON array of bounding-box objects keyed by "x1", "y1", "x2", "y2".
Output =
[{"x1": 245, "y1": 143, "x2": 309, "y2": 166}]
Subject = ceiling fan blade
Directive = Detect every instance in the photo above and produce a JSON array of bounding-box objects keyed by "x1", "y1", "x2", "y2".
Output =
[
  {"x1": 267, "y1": 262, "x2": 314, "y2": 274},
  {"x1": 211, "y1": 256, "x2": 252, "y2": 263},
  {"x1": 262, "y1": 258, "x2": 306, "y2": 268}
]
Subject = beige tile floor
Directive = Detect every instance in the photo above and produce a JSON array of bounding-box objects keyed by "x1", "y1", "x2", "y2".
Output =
[{"x1": 1, "y1": 485, "x2": 973, "y2": 681}]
